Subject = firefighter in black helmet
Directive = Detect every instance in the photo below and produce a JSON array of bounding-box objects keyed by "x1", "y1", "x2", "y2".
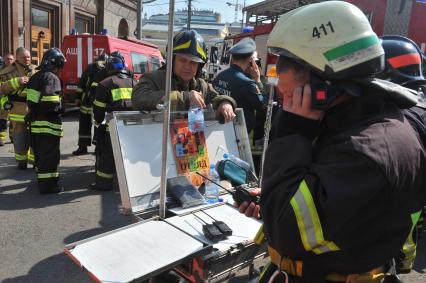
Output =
[
  {"x1": 26, "y1": 47, "x2": 65, "y2": 194},
  {"x1": 90, "y1": 51, "x2": 136, "y2": 191},
  {"x1": 72, "y1": 53, "x2": 109, "y2": 155},
  {"x1": 132, "y1": 29, "x2": 236, "y2": 122},
  {"x1": 378, "y1": 35, "x2": 426, "y2": 275}
]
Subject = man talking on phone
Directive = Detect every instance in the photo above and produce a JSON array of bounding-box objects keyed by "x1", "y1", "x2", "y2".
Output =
[
  {"x1": 236, "y1": 2, "x2": 426, "y2": 282},
  {"x1": 212, "y1": 38, "x2": 265, "y2": 134}
]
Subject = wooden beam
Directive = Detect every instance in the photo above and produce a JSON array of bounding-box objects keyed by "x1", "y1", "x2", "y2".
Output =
[
  {"x1": 11, "y1": 0, "x2": 18, "y2": 51},
  {"x1": 23, "y1": 0, "x2": 31, "y2": 49}
]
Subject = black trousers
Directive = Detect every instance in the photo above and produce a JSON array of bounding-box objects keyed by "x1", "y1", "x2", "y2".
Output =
[
  {"x1": 95, "y1": 130, "x2": 115, "y2": 190},
  {"x1": 33, "y1": 133, "x2": 60, "y2": 192},
  {"x1": 77, "y1": 93, "x2": 93, "y2": 147},
  {"x1": 0, "y1": 118, "x2": 7, "y2": 142}
]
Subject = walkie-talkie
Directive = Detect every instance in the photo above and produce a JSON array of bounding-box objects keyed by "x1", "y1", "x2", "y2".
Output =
[
  {"x1": 200, "y1": 210, "x2": 233, "y2": 237},
  {"x1": 309, "y1": 74, "x2": 337, "y2": 110},
  {"x1": 195, "y1": 172, "x2": 260, "y2": 205},
  {"x1": 234, "y1": 184, "x2": 260, "y2": 205},
  {"x1": 193, "y1": 213, "x2": 225, "y2": 242}
]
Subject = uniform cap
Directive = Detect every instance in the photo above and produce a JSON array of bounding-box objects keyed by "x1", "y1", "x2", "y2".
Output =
[{"x1": 229, "y1": 38, "x2": 256, "y2": 55}]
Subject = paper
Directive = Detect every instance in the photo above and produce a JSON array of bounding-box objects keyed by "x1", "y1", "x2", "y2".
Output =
[
  {"x1": 166, "y1": 204, "x2": 262, "y2": 251},
  {"x1": 70, "y1": 221, "x2": 204, "y2": 283}
]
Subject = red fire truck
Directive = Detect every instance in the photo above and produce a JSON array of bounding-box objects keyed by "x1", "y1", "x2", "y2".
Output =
[
  {"x1": 60, "y1": 34, "x2": 163, "y2": 107},
  {"x1": 347, "y1": 0, "x2": 426, "y2": 52}
]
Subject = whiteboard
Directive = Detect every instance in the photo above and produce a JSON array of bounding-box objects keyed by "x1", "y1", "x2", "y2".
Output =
[{"x1": 110, "y1": 111, "x2": 249, "y2": 214}]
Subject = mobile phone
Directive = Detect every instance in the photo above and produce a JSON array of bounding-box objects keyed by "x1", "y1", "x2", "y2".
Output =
[
  {"x1": 255, "y1": 58, "x2": 261, "y2": 68},
  {"x1": 309, "y1": 74, "x2": 337, "y2": 110}
]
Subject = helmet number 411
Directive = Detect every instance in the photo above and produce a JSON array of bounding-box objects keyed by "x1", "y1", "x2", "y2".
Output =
[{"x1": 312, "y1": 22, "x2": 335, "y2": 39}]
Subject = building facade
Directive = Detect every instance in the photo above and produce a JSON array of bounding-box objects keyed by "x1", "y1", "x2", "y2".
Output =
[
  {"x1": 148, "y1": 9, "x2": 221, "y2": 25},
  {"x1": 142, "y1": 9, "x2": 227, "y2": 42},
  {"x1": 0, "y1": 0, "x2": 137, "y2": 65}
]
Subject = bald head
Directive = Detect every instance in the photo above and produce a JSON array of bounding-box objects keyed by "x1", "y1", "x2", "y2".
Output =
[{"x1": 15, "y1": 47, "x2": 31, "y2": 66}]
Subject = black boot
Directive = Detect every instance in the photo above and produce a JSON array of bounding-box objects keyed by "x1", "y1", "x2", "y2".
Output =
[
  {"x1": 17, "y1": 162, "x2": 27, "y2": 170},
  {"x1": 39, "y1": 186, "x2": 64, "y2": 194},
  {"x1": 72, "y1": 146, "x2": 88, "y2": 156},
  {"x1": 90, "y1": 182, "x2": 111, "y2": 191}
]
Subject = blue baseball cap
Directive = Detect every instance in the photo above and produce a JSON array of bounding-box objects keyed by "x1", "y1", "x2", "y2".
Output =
[{"x1": 229, "y1": 38, "x2": 256, "y2": 55}]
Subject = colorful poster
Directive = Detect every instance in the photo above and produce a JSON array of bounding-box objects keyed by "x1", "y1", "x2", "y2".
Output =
[{"x1": 170, "y1": 118, "x2": 209, "y2": 186}]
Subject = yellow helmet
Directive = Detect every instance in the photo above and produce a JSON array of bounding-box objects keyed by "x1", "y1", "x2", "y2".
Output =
[{"x1": 267, "y1": 1, "x2": 384, "y2": 79}]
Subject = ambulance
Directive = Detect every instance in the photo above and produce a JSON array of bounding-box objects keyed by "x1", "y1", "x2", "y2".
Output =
[{"x1": 60, "y1": 33, "x2": 164, "y2": 107}]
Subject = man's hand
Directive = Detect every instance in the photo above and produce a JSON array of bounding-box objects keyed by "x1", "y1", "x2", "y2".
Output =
[
  {"x1": 218, "y1": 102, "x2": 236, "y2": 123},
  {"x1": 283, "y1": 84, "x2": 323, "y2": 120},
  {"x1": 188, "y1": 90, "x2": 206, "y2": 108},
  {"x1": 19, "y1": 76, "x2": 29, "y2": 85},
  {"x1": 247, "y1": 59, "x2": 261, "y2": 83},
  {"x1": 75, "y1": 98, "x2": 81, "y2": 107},
  {"x1": 233, "y1": 188, "x2": 261, "y2": 219}
]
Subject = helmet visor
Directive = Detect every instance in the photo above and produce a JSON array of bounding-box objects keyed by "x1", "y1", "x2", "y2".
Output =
[{"x1": 175, "y1": 53, "x2": 204, "y2": 64}]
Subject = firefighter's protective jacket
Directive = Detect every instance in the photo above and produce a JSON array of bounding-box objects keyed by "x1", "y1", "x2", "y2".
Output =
[
  {"x1": 76, "y1": 61, "x2": 106, "y2": 101},
  {"x1": 88, "y1": 68, "x2": 109, "y2": 103},
  {"x1": 93, "y1": 72, "x2": 136, "y2": 124},
  {"x1": 131, "y1": 67, "x2": 236, "y2": 111},
  {"x1": 0, "y1": 63, "x2": 38, "y2": 101},
  {"x1": 26, "y1": 71, "x2": 63, "y2": 137},
  {"x1": 260, "y1": 93, "x2": 426, "y2": 276}
]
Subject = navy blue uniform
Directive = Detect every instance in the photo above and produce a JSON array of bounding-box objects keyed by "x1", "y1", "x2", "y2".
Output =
[{"x1": 212, "y1": 64, "x2": 264, "y2": 133}]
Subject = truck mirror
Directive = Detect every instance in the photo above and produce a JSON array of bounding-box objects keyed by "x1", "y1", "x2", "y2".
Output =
[{"x1": 210, "y1": 46, "x2": 218, "y2": 64}]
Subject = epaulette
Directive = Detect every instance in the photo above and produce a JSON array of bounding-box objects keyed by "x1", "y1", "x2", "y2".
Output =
[{"x1": 0, "y1": 64, "x2": 17, "y2": 76}]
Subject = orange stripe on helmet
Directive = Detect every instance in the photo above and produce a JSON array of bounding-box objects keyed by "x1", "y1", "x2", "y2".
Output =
[{"x1": 388, "y1": 53, "x2": 421, "y2": 69}]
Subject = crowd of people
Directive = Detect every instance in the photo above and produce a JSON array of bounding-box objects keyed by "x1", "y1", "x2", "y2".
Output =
[{"x1": 1, "y1": 1, "x2": 426, "y2": 282}]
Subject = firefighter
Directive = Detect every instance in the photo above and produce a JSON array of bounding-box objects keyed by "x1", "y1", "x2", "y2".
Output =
[
  {"x1": 212, "y1": 38, "x2": 265, "y2": 134},
  {"x1": 90, "y1": 51, "x2": 135, "y2": 191},
  {"x1": 26, "y1": 48, "x2": 65, "y2": 194},
  {"x1": 3, "y1": 53, "x2": 15, "y2": 68},
  {"x1": 72, "y1": 53, "x2": 109, "y2": 156},
  {"x1": 245, "y1": 2, "x2": 426, "y2": 282},
  {"x1": 0, "y1": 53, "x2": 16, "y2": 145},
  {"x1": 0, "y1": 48, "x2": 37, "y2": 168},
  {"x1": 131, "y1": 30, "x2": 236, "y2": 122},
  {"x1": 377, "y1": 35, "x2": 426, "y2": 275},
  {"x1": 0, "y1": 80, "x2": 7, "y2": 146}
]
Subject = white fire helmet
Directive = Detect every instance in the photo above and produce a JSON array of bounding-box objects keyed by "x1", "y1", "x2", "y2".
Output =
[{"x1": 267, "y1": 1, "x2": 385, "y2": 79}]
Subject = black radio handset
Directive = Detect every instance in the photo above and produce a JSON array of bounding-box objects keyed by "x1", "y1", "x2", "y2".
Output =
[
  {"x1": 309, "y1": 74, "x2": 337, "y2": 110},
  {"x1": 195, "y1": 172, "x2": 259, "y2": 205},
  {"x1": 25, "y1": 65, "x2": 33, "y2": 77}
]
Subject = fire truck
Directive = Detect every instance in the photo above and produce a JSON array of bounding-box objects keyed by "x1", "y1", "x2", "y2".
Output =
[
  {"x1": 60, "y1": 34, "x2": 163, "y2": 107},
  {"x1": 206, "y1": 23, "x2": 277, "y2": 80}
]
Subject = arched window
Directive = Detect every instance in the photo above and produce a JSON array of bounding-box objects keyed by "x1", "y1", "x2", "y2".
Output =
[{"x1": 118, "y1": 18, "x2": 129, "y2": 38}]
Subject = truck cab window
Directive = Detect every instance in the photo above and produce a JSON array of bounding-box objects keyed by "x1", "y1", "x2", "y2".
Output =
[
  {"x1": 131, "y1": 52, "x2": 149, "y2": 74},
  {"x1": 150, "y1": 57, "x2": 160, "y2": 71}
]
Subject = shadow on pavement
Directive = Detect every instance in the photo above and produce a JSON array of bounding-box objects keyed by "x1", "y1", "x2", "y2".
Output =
[
  {"x1": 0, "y1": 165, "x2": 96, "y2": 210},
  {"x1": 1, "y1": 253, "x2": 91, "y2": 283}
]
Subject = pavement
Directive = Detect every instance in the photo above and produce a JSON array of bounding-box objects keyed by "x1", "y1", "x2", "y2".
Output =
[{"x1": 0, "y1": 113, "x2": 426, "y2": 282}]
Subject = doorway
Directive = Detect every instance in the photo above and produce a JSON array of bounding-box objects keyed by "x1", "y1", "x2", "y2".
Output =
[{"x1": 31, "y1": 6, "x2": 53, "y2": 65}]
